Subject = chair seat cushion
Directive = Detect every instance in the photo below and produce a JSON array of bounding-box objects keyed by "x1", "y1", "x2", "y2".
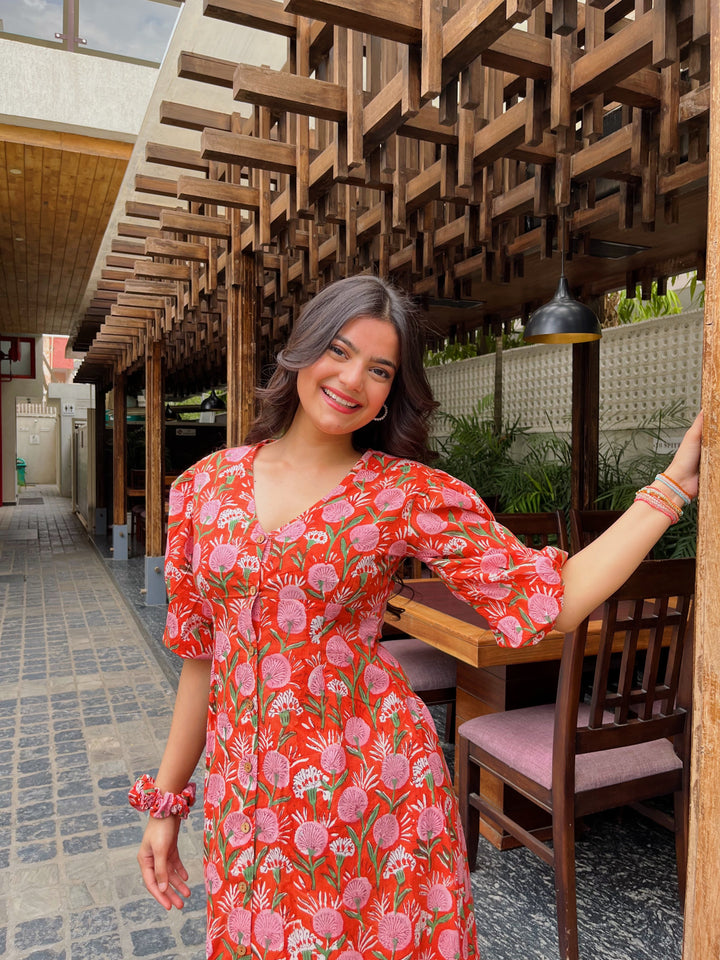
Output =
[
  {"x1": 458, "y1": 703, "x2": 682, "y2": 792},
  {"x1": 379, "y1": 637, "x2": 456, "y2": 690}
]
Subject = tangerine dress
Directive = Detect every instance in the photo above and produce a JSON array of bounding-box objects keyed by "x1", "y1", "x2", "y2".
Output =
[{"x1": 163, "y1": 443, "x2": 566, "y2": 960}]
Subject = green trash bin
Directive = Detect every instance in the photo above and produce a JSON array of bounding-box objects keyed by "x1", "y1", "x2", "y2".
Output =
[{"x1": 16, "y1": 457, "x2": 27, "y2": 488}]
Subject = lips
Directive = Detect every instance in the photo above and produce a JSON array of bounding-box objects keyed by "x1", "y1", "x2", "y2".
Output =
[{"x1": 321, "y1": 386, "x2": 362, "y2": 412}]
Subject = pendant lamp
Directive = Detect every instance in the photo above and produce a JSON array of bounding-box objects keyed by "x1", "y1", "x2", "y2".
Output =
[
  {"x1": 200, "y1": 389, "x2": 226, "y2": 411},
  {"x1": 523, "y1": 211, "x2": 602, "y2": 344}
]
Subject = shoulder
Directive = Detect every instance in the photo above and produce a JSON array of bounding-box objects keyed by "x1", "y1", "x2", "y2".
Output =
[
  {"x1": 360, "y1": 451, "x2": 480, "y2": 498},
  {"x1": 172, "y1": 443, "x2": 260, "y2": 489}
]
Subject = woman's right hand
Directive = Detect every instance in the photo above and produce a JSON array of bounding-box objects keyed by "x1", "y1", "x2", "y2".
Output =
[{"x1": 137, "y1": 815, "x2": 191, "y2": 910}]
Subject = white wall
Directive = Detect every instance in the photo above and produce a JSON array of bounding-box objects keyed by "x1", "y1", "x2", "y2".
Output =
[
  {"x1": 0, "y1": 338, "x2": 44, "y2": 503},
  {"x1": 47, "y1": 383, "x2": 95, "y2": 497}
]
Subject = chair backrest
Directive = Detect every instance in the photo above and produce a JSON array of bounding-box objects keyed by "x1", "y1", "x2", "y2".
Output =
[
  {"x1": 556, "y1": 557, "x2": 696, "y2": 763},
  {"x1": 569, "y1": 508, "x2": 654, "y2": 558},
  {"x1": 495, "y1": 511, "x2": 569, "y2": 553}
]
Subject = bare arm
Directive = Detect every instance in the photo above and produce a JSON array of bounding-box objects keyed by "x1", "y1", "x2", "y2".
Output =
[
  {"x1": 554, "y1": 411, "x2": 702, "y2": 632},
  {"x1": 137, "y1": 657, "x2": 211, "y2": 910}
]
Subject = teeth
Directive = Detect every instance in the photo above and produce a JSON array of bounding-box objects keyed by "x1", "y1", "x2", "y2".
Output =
[{"x1": 324, "y1": 388, "x2": 358, "y2": 408}]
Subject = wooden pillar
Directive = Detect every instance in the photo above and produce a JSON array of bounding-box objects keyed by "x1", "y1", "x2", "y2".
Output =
[
  {"x1": 111, "y1": 371, "x2": 128, "y2": 559},
  {"x1": 570, "y1": 341, "x2": 600, "y2": 510},
  {"x1": 145, "y1": 336, "x2": 165, "y2": 560},
  {"x1": 227, "y1": 252, "x2": 258, "y2": 447},
  {"x1": 682, "y1": 4, "x2": 720, "y2": 955},
  {"x1": 93, "y1": 383, "x2": 107, "y2": 535}
]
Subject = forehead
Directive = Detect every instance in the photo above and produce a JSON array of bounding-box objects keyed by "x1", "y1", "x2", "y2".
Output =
[{"x1": 337, "y1": 315, "x2": 400, "y2": 359}]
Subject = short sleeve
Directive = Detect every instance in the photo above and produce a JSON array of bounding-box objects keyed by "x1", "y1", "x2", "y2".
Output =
[
  {"x1": 404, "y1": 468, "x2": 566, "y2": 648},
  {"x1": 163, "y1": 468, "x2": 214, "y2": 659}
]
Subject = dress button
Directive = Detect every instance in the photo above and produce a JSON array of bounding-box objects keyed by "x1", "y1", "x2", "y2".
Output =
[
  {"x1": 249, "y1": 586, "x2": 257, "y2": 597},
  {"x1": 238, "y1": 881, "x2": 248, "y2": 892},
  {"x1": 238, "y1": 948, "x2": 248, "y2": 957},
  {"x1": 240, "y1": 821, "x2": 251, "y2": 834},
  {"x1": 243, "y1": 760, "x2": 253, "y2": 772},
  {"x1": 257, "y1": 534, "x2": 266, "y2": 544}
]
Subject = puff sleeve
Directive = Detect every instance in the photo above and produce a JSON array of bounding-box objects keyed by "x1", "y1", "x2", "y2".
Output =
[
  {"x1": 403, "y1": 466, "x2": 567, "y2": 648},
  {"x1": 162, "y1": 467, "x2": 214, "y2": 659}
]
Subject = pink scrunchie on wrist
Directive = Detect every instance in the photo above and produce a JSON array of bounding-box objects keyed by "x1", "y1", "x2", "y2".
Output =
[{"x1": 128, "y1": 774, "x2": 197, "y2": 819}]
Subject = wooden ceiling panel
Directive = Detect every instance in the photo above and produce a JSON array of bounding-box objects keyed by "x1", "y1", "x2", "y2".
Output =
[{"x1": 0, "y1": 126, "x2": 131, "y2": 336}]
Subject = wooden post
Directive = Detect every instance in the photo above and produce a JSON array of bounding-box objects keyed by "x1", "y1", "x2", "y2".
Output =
[
  {"x1": 570, "y1": 341, "x2": 600, "y2": 510},
  {"x1": 112, "y1": 373, "x2": 127, "y2": 529},
  {"x1": 227, "y1": 252, "x2": 258, "y2": 447},
  {"x1": 145, "y1": 336, "x2": 165, "y2": 561},
  {"x1": 94, "y1": 383, "x2": 107, "y2": 535},
  {"x1": 682, "y1": 3, "x2": 720, "y2": 955}
]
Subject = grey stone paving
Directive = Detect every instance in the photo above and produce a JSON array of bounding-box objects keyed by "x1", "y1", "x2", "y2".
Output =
[{"x1": 0, "y1": 487, "x2": 205, "y2": 960}]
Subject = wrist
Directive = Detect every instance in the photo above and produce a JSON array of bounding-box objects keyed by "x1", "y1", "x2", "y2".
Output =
[{"x1": 129, "y1": 774, "x2": 197, "y2": 819}]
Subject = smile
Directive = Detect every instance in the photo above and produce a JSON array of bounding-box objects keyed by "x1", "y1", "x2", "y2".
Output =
[{"x1": 322, "y1": 387, "x2": 361, "y2": 410}]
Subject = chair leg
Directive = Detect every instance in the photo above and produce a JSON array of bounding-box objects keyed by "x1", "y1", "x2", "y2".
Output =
[
  {"x1": 553, "y1": 805, "x2": 579, "y2": 960},
  {"x1": 457, "y1": 736, "x2": 480, "y2": 870},
  {"x1": 445, "y1": 698, "x2": 456, "y2": 744},
  {"x1": 673, "y1": 788, "x2": 688, "y2": 906}
]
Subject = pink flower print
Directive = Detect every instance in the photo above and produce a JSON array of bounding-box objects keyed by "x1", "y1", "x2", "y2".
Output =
[
  {"x1": 205, "y1": 729, "x2": 215, "y2": 754},
  {"x1": 206, "y1": 773, "x2": 226, "y2": 806},
  {"x1": 236, "y1": 609, "x2": 253, "y2": 636},
  {"x1": 313, "y1": 907, "x2": 344, "y2": 940},
  {"x1": 166, "y1": 612, "x2": 178, "y2": 639},
  {"x1": 355, "y1": 468, "x2": 378, "y2": 482},
  {"x1": 295, "y1": 821, "x2": 329, "y2": 856},
  {"x1": 308, "y1": 563, "x2": 339, "y2": 594},
  {"x1": 374, "y1": 487, "x2": 406, "y2": 511},
  {"x1": 200, "y1": 499, "x2": 222, "y2": 524},
  {"x1": 381, "y1": 754, "x2": 410, "y2": 789},
  {"x1": 480, "y1": 548, "x2": 508, "y2": 579},
  {"x1": 308, "y1": 664, "x2": 326, "y2": 696},
  {"x1": 417, "y1": 805, "x2": 445, "y2": 841},
  {"x1": 416, "y1": 547, "x2": 441, "y2": 563},
  {"x1": 344, "y1": 717, "x2": 371, "y2": 747},
  {"x1": 263, "y1": 750, "x2": 290, "y2": 788},
  {"x1": 428, "y1": 752, "x2": 446, "y2": 787},
  {"x1": 337, "y1": 785, "x2": 369, "y2": 822},
  {"x1": 168, "y1": 487, "x2": 185, "y2": 516},
  {"x1": 326, "y1": 636, "x2": 354, "y2": 667},
  {"x1": 321, "y1": 743, "x2": 346, "y2": 775},
  {"x1": 201, "y1": 599, "x2": 213, "y2": 619},
  {"x1": 378, "y1": 913, "x2": 412, "y2": 952},
  {"x1": 322, "y1": 500, "x2": 354, "y2": 522},
  {"x1": 427, "y1": 883, "x2": 453, "y2": 912},
  {"x1": 363, "y1": 663, "x2": 389, "y2": 695},
  {"x1": 193, "y1": 471, "x2": 210, "y2": 493},
  {"x1": 277, "y1": 598, "x2": 306, "y2": 634},
  {"x1": 226, "y1": 445, "x2": 250, "y2": 462},
  {"x1": 475, "y1": 582, "x2": 511, "y2": 601},
  {"x1": 227, "y1": 907, "x2": 251, "y2": 945},
  {"x1": 225, "y1": 811, "x2": 254, "y2": 847},
  {"x1": 438, "y1": 929, "x2": 461, "y2": 960},
  {"x1": 234, "y1": 662, "x2": 255, "y2": 697},
  {"x1": 350, "y1": 524, "x2": 380, "y2": 552},
  {"x1": 497, "y1": 615, "x2": 524, "y2": 648},
  {"x1": 216, "y1": 711, "x2": 233, "y2": 739},
  {"x1": 535, "y1": 552, "x2": 562, "y2": 584},
  {"x1": 460, "y1": 510, "x2": 483, "y2": 524},
  {"x1": 416, "y1": 511, "x2": 448, "y2": 535},
  {"x1": 261, "y1": 653, "x2": 292, "y2": 689},
  {"x1": 338, "y1": 953, "x2": 364, "y2": 960},
  {"x1": 358, "y1": 617, "x2": 380, "y2": 643},
  {"x1": 528, "y1": 592, "x2": 560, "y2": 624},
  {"x1": 388, "y1": 538, "x2": 408, "y2": 558},
  {"x1": 209, "y1": 542, "x2": 239, "y2": 573},
  {"x1": 255, "y1": 910, "x2": 284, "y2": 952},
  {"x1": 278, "y1": 584, "x2": 305, "y2": 601},
  {"x1": 376, "y1": 644, "x2": 398, "y2": 667},
  {"x1": 343, "y1": 877, "x2": 372, "y2": 911},
  {"x1": 325, "y1": 602, "x2": 343, "y2": 619},
  {"x1": 442, "y1": 487, "x2": 473, "y2": 509},
  {"x1": 183, "y1": 534, "x2": 193, "y2": 563},
  {"x1": 238, "y1": 754, "x2": 256, "y2": 788},
  {"x1": 205, "y1": 860, "x2": 222, "y2": 894},
  {"x1": 215, "y1": 630, "x2": 230, "y2": 658},
  {"x1": 373, "y1": 813, "x2": 400, "y2": 848},
  {"x1": 192, "y1": 542, "x2": 202, "y2": 573},
  {"x1": 277, "y1": 519, "x2": 306, "y2": 542},
  {"x1": 255, "y1": 807, "x2": 279, "y2": 843},
  {"x1": 326, "y1": 484, "x2": 347, "y2": 499}
]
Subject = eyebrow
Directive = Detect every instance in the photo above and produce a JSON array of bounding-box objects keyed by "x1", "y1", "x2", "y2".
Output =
[{"x1": 335, "y1": 334, "x2": 398, "y2": 370}]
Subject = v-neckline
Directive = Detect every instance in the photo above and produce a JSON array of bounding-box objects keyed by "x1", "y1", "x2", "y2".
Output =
[{"x1": 249, "y1": 441, "x2": 370, "y2": 536}]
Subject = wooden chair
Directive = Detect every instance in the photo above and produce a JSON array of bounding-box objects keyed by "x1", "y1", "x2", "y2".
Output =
[
  {"x1": 495, "y1": 510, "x2": 569, "y2": 553},
  {"x1": 457, "y1": 557, "x2": 695, "y2": 960}
]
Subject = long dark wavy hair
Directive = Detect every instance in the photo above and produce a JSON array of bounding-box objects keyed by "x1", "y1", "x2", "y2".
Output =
[{"x1": 245, "y1": 275, "x2": 439, "y2": 463}]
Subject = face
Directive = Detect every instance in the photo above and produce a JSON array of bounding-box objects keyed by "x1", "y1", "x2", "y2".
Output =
[{"x1": 294, "y1": 315, "x2": 400, "y2": 439}]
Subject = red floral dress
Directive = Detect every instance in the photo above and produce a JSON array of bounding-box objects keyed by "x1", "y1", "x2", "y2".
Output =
[{"x1": 163, "y1": 443, "x2": 566, "y2": 960}]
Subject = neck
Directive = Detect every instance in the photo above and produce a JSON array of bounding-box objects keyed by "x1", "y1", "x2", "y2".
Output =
[{"x1": 273, "y1": 416, "x2": 358, "y2": 468}]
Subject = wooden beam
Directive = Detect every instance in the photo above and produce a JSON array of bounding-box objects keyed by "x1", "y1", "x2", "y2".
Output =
[
  {"x1": 201, "y1": 129, "x2": 297, "y2": 173},
  {"x1": 233, "y1": 63, "x2": 347, "y2": 122},
  {"x1": 160, "y1": 210, "x2": 232, "y2": 239},
  {"x1": 145, "y1": 238, "x2": 210, "y2": 262},
  {"x1": 176, "y1": 175, "x2": 260, "y2": 210},
  {"x1": 204, "y1": 0, "x2": 297, "y2": 36},
  {"x1": 145, "y1": 142, "x2": 209, "y2": 172},
  {"x1": 133, "y1": 262, "x2": 193, "y2": 282},
  {"x1": 159, "y1": 100, "x2": 231, "y2": 132},
  {"x1": 135, "y1": 174, "x2": 179, "y2": 197},
  {"x1": 177, "y1": 51, "x2": 236, "y2": 87},
  {"x1": 284, "y1": 0, "x2": 421, "y2": 45}
]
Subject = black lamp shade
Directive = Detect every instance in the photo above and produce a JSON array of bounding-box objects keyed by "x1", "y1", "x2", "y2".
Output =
[
  {"x1": 200, "y1": 389, "x2": 226, "y2": 411},
  {"x1": 524, "y1": 277, "x2": 602, "y2": 344}
]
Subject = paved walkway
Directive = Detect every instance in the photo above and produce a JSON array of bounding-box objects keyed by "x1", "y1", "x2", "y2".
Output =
[{"x1": 0, "y1": 487, "x2": 204, "y2": 960}]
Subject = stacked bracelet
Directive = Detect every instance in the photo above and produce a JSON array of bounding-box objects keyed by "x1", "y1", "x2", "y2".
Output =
[
  {"x1": 654, "y1": 472, "x2": 692, "y2": 506},
  {"x1": 129, "y1": 774, "x2": 197, "y2": 819},
  {"x1": 634, "y1": 485, "x2": 682, "y2": 524}
]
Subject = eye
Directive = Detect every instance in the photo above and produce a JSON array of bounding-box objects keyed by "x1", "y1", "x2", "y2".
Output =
[
  {"x1": 370, "y1": 365, "x2": 393, "y2": 380},
  {"x1": 328, "y1": 343, "x2": 346, "y2": 358}
]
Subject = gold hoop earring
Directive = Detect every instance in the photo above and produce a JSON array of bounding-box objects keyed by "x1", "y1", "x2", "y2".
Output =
[{"x1": 373, "y1": 404, "x2": 388, "y2": 422}]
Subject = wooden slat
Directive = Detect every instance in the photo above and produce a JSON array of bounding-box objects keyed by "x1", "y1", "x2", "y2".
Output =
[{"x1": 233, "y1": 63, "x2": 346, "y2": 121}]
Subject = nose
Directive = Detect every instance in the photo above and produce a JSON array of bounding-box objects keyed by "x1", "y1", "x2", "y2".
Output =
[{"x1": 338, "y1": 358, "x2": 364, "y2": 392}]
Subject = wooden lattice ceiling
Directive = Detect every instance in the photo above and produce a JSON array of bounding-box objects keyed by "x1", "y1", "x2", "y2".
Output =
[{"x1": 74, "y1": 0, "x2": 711, "y2": 395}]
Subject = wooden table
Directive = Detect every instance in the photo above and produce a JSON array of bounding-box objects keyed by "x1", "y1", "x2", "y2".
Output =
[{"x1": 384, "y1": 579, "x2": 598, "y2": 850}]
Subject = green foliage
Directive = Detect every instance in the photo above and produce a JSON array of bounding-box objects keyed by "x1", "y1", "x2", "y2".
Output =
[
  {"x1": 424, "y1": 329, "x2": 525, "y2": 366},
  {"x1": 616, "y1": 282, "x2": 683, "y2": 324},
  {"x1": 433, "y1": 401, "x2": 696, "y2": 558}
]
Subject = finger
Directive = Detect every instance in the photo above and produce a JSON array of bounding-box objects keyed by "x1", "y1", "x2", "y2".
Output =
[{"x1": 139, "y1": 856, "x2": 176, "y2": 910}]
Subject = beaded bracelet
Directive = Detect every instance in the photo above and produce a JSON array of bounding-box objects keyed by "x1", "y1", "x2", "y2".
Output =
[
  {"x1": 128, "y1": 774, "x2": 197, "y2": 819},
  {"x1": 654, "y1": 472, "x2": 692, "y2": 506},
  {"x1": 634, "y1": 485, "x2": 682, "y2": 524}
]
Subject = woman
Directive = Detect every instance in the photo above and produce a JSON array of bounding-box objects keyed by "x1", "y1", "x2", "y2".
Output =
[{"x1": 133, "y1": 275, "x2": 701, "y2": 960}]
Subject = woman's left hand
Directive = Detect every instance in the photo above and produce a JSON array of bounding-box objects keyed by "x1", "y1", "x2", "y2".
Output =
[{"x1": 664, "y1": 410, "x2": 703, "y2": 501}]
